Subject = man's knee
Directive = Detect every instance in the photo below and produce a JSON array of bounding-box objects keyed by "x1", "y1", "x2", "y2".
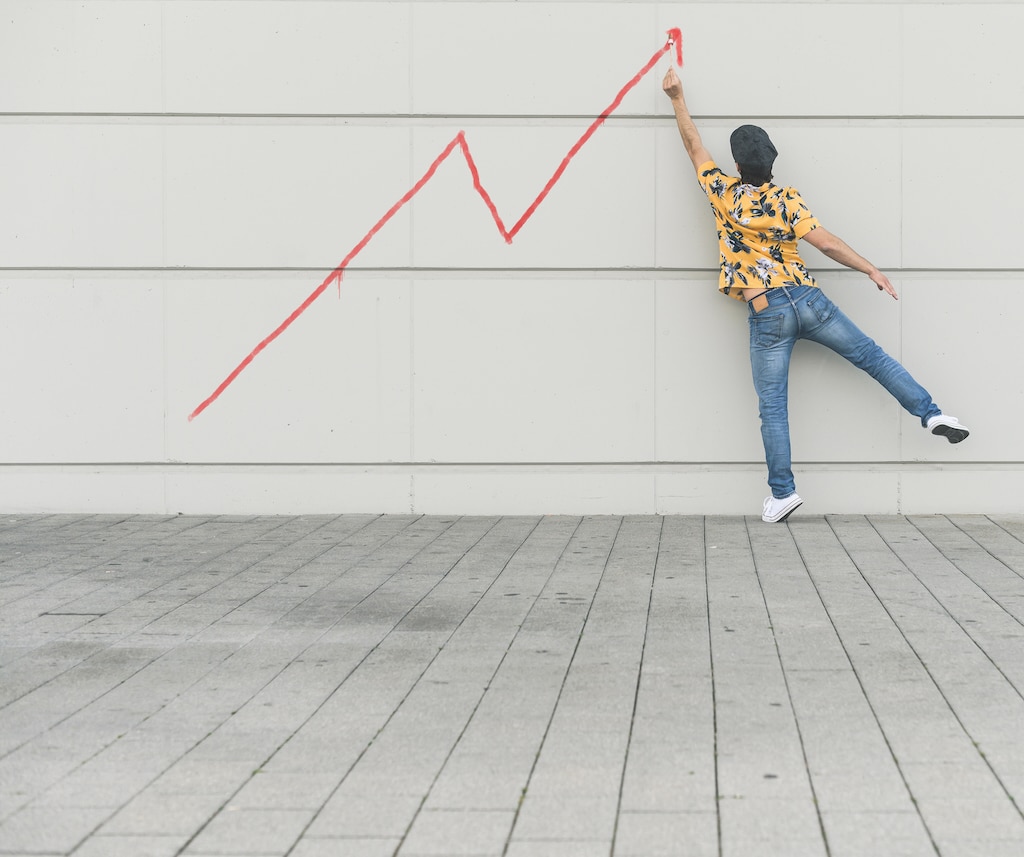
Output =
[{"x1": 758, "y1": 394, "x2": 788, "y2": 420}]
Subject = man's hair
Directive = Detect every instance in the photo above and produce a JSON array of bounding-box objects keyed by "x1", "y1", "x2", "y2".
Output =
[{"x1": 738, "y1": 165, "x2": 772, "y2": 186}]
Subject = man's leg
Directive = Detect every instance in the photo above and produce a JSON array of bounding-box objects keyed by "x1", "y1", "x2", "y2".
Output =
[
  {"x1": 749, "y1": 311, "x2": 799, "y2": 499},
  {"x1": 798, "y1": 290, "x2": 941, "y2": 426}
]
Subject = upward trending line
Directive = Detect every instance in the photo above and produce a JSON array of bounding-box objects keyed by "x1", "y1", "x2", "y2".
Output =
[{"x1": 189, "y1": 28, "x2": 684, "y2": 420}]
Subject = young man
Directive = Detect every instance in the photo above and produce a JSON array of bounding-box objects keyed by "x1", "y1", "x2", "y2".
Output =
[{"x1": 661, "y1": 67, "x2": 969, "y2": 523}]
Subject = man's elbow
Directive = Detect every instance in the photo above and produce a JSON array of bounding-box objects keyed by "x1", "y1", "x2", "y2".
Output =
[{"x1": 803, "y1": 227, "x2": 839, "y2": 255}]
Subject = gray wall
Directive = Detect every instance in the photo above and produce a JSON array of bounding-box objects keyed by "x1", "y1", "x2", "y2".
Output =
[{"x1": 0, "y1": 1, "x2": 1019, "y2": 514}]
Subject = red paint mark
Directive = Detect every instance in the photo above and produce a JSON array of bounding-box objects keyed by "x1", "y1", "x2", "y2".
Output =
[
  {"x1": 190, "y1": 29, "x2": 683, "y2": 421},
  {"x1": 668, "y1": 28, "x2": 683, "y2": 67}
]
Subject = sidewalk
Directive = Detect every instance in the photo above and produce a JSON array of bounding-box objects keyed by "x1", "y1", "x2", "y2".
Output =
[{"x1": 1, "y1": 513, "x2": 1023, "y2": 857}]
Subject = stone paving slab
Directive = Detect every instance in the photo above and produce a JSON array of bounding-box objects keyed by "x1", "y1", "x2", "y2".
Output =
[{"x1": 1, "y1": 514, "x2": 1023, "y2": 856}]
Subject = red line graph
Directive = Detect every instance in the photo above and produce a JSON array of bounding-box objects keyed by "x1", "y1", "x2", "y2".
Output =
[{"x1": 189, "y1": 28, "x2": 683, "y2": 421}]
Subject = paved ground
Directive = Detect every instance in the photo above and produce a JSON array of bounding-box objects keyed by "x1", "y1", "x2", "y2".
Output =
[{"x1": 1, "y1": 514, "x2": 1023, "y2": 857}]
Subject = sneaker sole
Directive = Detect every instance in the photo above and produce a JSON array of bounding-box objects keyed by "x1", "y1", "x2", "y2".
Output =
[
  {"x1": 932, "y1": 425, "x2": 969, "y2": 444},
  {"x1": 762, "y1": 498, "x2": 803, "y2": 523}
]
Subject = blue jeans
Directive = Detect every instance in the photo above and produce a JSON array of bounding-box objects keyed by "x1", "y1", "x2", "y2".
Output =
[{"x1": 748, "y1": 285, "x2": 941, "y2": 499}]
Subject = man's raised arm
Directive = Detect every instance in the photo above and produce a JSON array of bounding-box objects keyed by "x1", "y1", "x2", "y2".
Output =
[{"x1": 662, "y1": 67, "x2": 712, "y2": 172}]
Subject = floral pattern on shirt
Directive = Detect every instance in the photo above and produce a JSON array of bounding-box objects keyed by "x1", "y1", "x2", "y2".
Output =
[{"x1": 697, "y1": 161, "x2": 821, "y2": 300}]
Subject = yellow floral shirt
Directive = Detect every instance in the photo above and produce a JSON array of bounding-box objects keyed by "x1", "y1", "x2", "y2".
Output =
[{"x1": 697, "y1": 160, "x2": 821, "y2": 301}]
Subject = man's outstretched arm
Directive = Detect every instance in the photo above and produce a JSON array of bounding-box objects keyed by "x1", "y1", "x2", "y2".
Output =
[
  {"x1": 802, "y1": 226, "x2": 899, "y2": 300},
  {"x1": 662, "y1": 67, "x2": 712, "y2": 172}
]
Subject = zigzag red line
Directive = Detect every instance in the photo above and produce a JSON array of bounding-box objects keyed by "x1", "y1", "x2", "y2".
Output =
[{"x1": 189, "y1": 29, "x2": 682, "y2": 420}]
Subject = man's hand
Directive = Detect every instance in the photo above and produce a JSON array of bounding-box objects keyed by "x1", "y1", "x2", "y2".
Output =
[
  {"x1": 662, "y1": 67, "x2": 683, "y2": 100},
  {"x1": 870, "y1": 270, "x2": 899, "y2": 300}
]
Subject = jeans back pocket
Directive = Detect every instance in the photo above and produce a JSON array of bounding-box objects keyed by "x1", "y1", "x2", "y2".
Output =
[
  {"x1": 750, "y1": 313, "x2": 785, "y2": 348},
  {"x1": 805, "y1": 290, "x2": 836, "y2": 325}
]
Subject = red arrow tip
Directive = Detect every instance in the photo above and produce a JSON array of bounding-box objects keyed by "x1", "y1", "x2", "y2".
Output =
[{"x1": 666, "y1": 28, "x2": 683, "y2": 66}]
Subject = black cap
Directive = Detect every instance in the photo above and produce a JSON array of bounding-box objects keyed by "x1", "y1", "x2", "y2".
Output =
[{"x1": 730, "y1": 125, "x2": 778, "y2": 170}]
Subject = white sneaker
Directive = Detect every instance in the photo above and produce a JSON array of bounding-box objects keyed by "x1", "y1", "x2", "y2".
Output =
[
  {"x1": 926, "y1": 414, "x2": 970, "y2": 444},
  {"x1": 762, "y1": 492, "x2": 803, "y2": 523}
]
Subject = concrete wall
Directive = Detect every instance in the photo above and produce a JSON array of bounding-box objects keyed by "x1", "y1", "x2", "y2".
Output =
[{"x1": 0, "y1": 1, "x2": 1019, "y2": 515}]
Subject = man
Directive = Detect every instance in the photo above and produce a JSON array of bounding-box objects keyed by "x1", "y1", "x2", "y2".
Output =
[{"x1": 661, "y1": 67, "x2": 969, "y2": 523}]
